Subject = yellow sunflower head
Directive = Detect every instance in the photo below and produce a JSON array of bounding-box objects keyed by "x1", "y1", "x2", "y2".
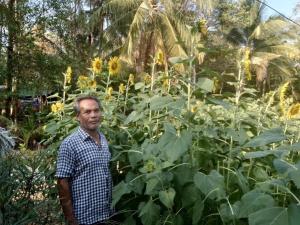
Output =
[
  {"x1": 144, "y1": 74, "x2": 152, "y2": 85},
  {"x1": 108, "y1": 57, "x2": 121, "y2": 75},
  {"x1": 198, "y1": 19, "x2": 207, "y2": 36},
  {"x1": 92, "y1": 57, "x2": 102, "y2": 74},
  {"x1": 51, "y1": 104, "x2": 57, "y2": 113},
  {"x1": 119, "y1": 83, "x2": 126, "y2": 94},
  {"x1": 108, "y1": 87, "x2": 113, "y2": 96},
  {"x1": 77, "y1": 75, "x2": 89, "y2": 89},
  {"x1": 156, "y1": 49, "x2": 164, "y2": 65},
  {"x1": 65, "y1": 66, "x2": 72, "y2": 84},
  {"x1": 128, "y1": 74, "x2": 135, "y2": 86},
  {"x1": 51, "y1": 102, "x2": 64, "y2": 113},
  {"x1": 89, "y1": 80, "x2": 97, "y2": 89},
  {"x1": 287, "y1": 103, "x2": 300, "y2": 119}
]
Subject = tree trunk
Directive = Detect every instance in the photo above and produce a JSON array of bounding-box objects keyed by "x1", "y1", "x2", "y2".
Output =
[{"x1": 5, "y1": 0, "x2": 16, "y2": 118}]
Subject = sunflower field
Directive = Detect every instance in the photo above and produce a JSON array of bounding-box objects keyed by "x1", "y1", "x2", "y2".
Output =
[
  {"x1": 2, "y1": 52, "x2": 300, "y2": 224},
  {"x1": 1, "y1": 0, "x2": 300, "y2": 225}
]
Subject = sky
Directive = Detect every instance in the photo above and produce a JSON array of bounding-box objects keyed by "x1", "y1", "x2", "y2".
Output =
[{"x1": 263, "y1": 0, "x2": 299, "y2": 19}]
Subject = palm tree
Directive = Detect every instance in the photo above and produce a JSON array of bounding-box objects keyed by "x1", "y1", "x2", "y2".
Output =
[
  {"x1": 221, "y1": 0, "x2": 299, "y2": 94},
  {"x1": 90, "y1": 0, "x2": 218, "y2": 73}
]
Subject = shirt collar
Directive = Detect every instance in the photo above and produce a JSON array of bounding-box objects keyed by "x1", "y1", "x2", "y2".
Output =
[{"x1": 77, "y1": 127, "x2": 100, "y2": 141}]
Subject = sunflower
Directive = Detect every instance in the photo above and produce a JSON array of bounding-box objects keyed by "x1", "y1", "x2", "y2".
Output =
[
  {"x1": 144, "y1": 74, "x2": 152, "y2": 85},
  {"x1": 198, "y1": 19, "x2": 207, "y2": 36},
  {"x1": 287, "y1": 103, "x2": 300, "y2": 119},
  {"x1": 92, "y1": 57, "x2": 102, "y2": 74},
  {"x1": 119, "y1": 83, "x2": 126, "y2": 94},
  {"x1": 156, "y1": 49, "x2": 164, "y2": 65},
  {"x1": 89, "y1": 80, "x2": 97, "y2": 89},
  {"x1": 77, "y1": 75, "x2": 89, "y2": 89},
  {"x1": 107, "y1": 87, "x2": 113, "y2": 96},
  {"x1": 108, "y1": 57, "x2": 121, "y2": 75},
  {"x1": 51, "y1": 102, "x2": 64, "y2": 113},
  {"x1": 244, "y1": 48, "x2": 251, "y2": 81},
  {"x1": 65, "y1": 66, "x2": 72, "y2": 84},
  {"x1": 279, "y1": 82, "x2": 289, "y2": 115},
  {"x1": 128, "y1": 74, "x2": 135, "y2": 86}
]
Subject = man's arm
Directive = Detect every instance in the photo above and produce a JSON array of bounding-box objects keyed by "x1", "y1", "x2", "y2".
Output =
[{"x1": 57, "y1": 178, "x2": 79, "y2": 225}]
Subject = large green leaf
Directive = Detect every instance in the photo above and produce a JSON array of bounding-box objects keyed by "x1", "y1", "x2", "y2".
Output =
[
  {"x1": 192, "y1": 199, "x2": 204, "y2": 225},
  {"x1": 122, "y1": 215, "x2": 137, "y2": 225},
  {"x1": 248, "y1": 207, "x2": 288, "y2": 225},
  {"x1": 244, "y1": 150, "x2": 273, "y2": 159},
  {"x1": 288, "y1": 204, "x2": 300, "y2": 225},
  {"x1": 238, "y1": 191, "x2": 275, "y2": 218},
  {"x1": 159, "y1": 187, "x2": 176, "y2": 208},
  {"x1": 145, "y1": 177, "x2": 160, "y2": 195},
  {"x1": 197, "y1": 78, "x2": 214, "y2": 92},
  {"x1": 124, "y1": 111, "x2": 144, "y2": 124},
  {"x1": 194, "y1": 170, "x2": 226, "y2": 200},
  {"x1": 244, "y1": 128, "x2": 286, "y2": 148},
  {"x1": 158, "y1": 124, "x2": 192, "y2": 163},
  {"x1": 112, "y1": 181, "x2": 131, "y2": 207},
  {"x1": 273, "y1": 159, "x2": 295, "y2": 174},
  {"x1": 288, "y1": 161, "x2": 300, "y2": 188},
  {"x1": 138, "y1": 200, "x2": 161, "y2": 225},
  {"x1": 181, "y1": 185, "x2": 202, "y2": 207},
  {"x1": 173, "y1": 165, "x2": 195, "y2": 187},
  {"x1": 150, "y1": 96, "x2": 174, "y2": 110}
]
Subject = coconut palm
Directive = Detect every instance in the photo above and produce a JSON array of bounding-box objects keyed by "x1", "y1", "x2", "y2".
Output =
[
  {"x1": 90, "y1": 0, "x2": 218, "y2": 73},
  {"x1": 222, "y1": 0, "x2": 299, "y2": 94}
]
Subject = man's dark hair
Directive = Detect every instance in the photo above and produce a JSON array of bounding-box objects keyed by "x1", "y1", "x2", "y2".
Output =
[{"x1": 74, "y1": 95, "x2": 102, "y2": 115}]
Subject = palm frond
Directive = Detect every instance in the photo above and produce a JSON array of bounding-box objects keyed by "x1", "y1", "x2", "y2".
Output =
[
  {"x1": 159, "y1": 14, "x2": 188, "y2": 58},
  {"x1": 121, "y1": 1, "x2": 151, "y2": 62}
]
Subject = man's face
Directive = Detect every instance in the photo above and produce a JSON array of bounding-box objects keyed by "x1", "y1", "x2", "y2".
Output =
[{"x1": 77, "y1": 99, "x2": 101, "y2": 132}]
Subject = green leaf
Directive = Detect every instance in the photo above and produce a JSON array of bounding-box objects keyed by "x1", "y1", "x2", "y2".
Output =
[
  {"x1": 135, "y1": 82, "x2": 144, "y2": 90},
  {"x1": 249, "y1": 207, "x2": 288, "y2": 225},
  {"x1": 244, "y1": 150, "x2": 273, "y2": 159},
  {"x1": 192, "y1": 199, "x2": 204, "y2": 225},
  {"x1": 181, "y1": 185, "x2": 202, "y2": 207},
  {"x1": 168, "y1": 56, "x2": 189, "y2": 64},
  {"x1": 122, "y1": 216, "x2": 136, "y2": 225},
  {"x1": 197, "y1": 78, "x2": 214, "y2": 92},
  {"x1": 138, "y1": 200, "x2": 161, "y2": 225},
  {"x1": 128, "y1": 150, "x2": 143, "y2": 167},
  {"x1": 159, "y1": 188, "x2": 176, "y2": 208},
  {"x1": 289, "y1": 169, "x2": 300, "y2": 188},
  {"x1": 170, "y1": 214, "x2": 184, "y2": 225},
  {"x1": 145, "y1": 177, "x2": 160, "y2": 195},
  {"x1": 173, "y1": 165, "x2": 195, "y2": 187},
  {"x1": 150, "y1": 96, "x2": 174, "y2": 110},
  {"x1": 124, "y1": 111, "x2": 144, "y2": 124},
  {"x1": 158, "y1": 124, "x2": 192, "y2": 163},
  {"x1": 112, "y1": 181, "x2": 131, "y2": 207},
  {"x1": 194, "y1": 170, "x2": 226, "y2": 200},
  {"x1": 238, "y1": 191, "x2": 275, "y2": 218},
  {"x1": 126, "y1": 172, "x2": 145, "y2": 195},
  {"x1": 288, "y1": 204, "x2": 300, "y2": 225},
  {"x1": 244, "y1": 128, "x2": 286, "y2": 148},
  {"x1": 273, "y1": 159, "x2": 295, "y2": 174},
  {"x1": 206, "y1": 97, "x2": 232, "y2": 109}
]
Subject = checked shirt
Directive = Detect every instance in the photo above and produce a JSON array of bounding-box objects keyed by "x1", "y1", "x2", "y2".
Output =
[{"x1": 56, "y1": 127, "x2": 112, "y2": 225}]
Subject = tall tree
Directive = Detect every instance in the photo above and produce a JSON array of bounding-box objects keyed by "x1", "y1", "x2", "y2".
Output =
[
  {"x1": 218, "y1": 0, "x2": 299, "y2": 94},
  {"x1": 89, "y1": 0, "x2": 218, "y2": 73}
]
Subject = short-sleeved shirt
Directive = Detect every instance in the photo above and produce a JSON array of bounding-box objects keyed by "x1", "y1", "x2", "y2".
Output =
[{"x1": 56, "y1": 127, "x2": 112, "y2": 225}]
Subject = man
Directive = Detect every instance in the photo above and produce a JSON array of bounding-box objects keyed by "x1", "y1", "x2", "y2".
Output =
[{"x1": 56, "y1": 95, "x2": 113, "y2": 225}]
